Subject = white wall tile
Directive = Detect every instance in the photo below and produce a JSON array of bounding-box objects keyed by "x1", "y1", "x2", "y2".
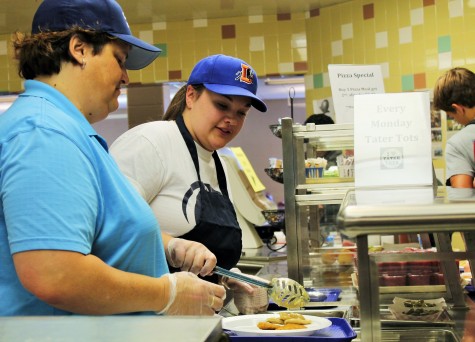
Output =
[
  {"x1": 410, "y1": 8, "x2": 424, "y2": 26},
  {"x1": 193, "y1": 18, "x2": 208, "y2": 28},
  {"x1": 399, "y1": 26, "x2": 412, "y2": 44},
  {"x1": 278, "y1": 62, "x2": 294, "y2": 73},
  {"x1": 376, "y1": 31, "x2": 388, "y2": 49},
  {"x1": 341, "y1": 23, "x2": 353, "y2": 40},
  {"x1": 250, "y1": 36, "x2": 265, "y2": 51},
  {"x1": 449, "y1": 0, "x2": 464, "y2": 18},
  {"x1": 331, "y1": 40, "x2": 343, "y2": 56},
  {"x1": 438, "y1": 51, "x2": 452, "y2": 69},
  {"x1": 249, "y1": 15, "x2": 263, "y2": 23},
  {"x1": 152, "y1": 22, "x2": 167, "y2": 30},
  {"x1": 139, "y1": 30, "x2": 154, "y2": 44},
  {"x1": 291, "y1": 33, "x2": 307, "y2": 48}
]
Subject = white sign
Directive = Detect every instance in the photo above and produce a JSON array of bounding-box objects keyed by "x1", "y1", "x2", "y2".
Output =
[
  {"x1": 354, "y1": 92, "x2": 433, "y2": 188},
  {"x1": 328, "y1": 64, "x2": 385, "y2": 123}
]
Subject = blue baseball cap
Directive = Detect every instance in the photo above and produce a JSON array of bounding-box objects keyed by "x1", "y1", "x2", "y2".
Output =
[
  {"x1": 187, "y1": 54, "x2": 267, "y2": 112},
  {"x1": 31, "y1": 0, "x2": 161, "y2": 70}
]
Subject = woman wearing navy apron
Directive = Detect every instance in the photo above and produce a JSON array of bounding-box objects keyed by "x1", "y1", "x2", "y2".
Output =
[{"x1": 111, "y1": 54, "x2": 269, "y2": 314}]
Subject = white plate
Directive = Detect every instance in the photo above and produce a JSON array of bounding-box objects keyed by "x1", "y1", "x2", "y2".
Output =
[{"x1": 222, "y1": 314, "x2": 332, "y2": 337}]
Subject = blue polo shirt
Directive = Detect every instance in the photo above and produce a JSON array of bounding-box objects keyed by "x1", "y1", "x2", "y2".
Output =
[{"x1": 0, "y1": 80, "x2": 168, "y2": 315}]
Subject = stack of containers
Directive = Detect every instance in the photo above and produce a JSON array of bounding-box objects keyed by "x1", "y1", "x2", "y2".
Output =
[{"x1": 353, "y1": 248, "x2": 450, "y2": 287}]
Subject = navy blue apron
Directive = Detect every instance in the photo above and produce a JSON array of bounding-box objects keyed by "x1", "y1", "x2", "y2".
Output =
[{"x1": 172, "y1": 114, "x2": 242, "y2": 278}]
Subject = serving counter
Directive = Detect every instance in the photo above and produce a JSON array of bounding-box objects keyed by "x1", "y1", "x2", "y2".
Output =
[
  {"x1": 337, "y1": 187, "x2": 475, "y2": 341},
  {"x1": 0, "y1": 315, "x2": 225, "y2": 341}
]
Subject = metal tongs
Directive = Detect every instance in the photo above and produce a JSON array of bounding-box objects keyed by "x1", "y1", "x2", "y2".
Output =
[{"x1": 214, "y1": 266, "x2": 310, "y2": 309}]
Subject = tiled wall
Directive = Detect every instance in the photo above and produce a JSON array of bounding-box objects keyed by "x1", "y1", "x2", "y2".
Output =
[
  {"x1": 304, "y1": 0, "x2": 475, "y2": 182},
  {"x1": 2, "y1": 0, "x2": 475, "y2": 107},
  {"x1": 1, "y1": 0, "x2": 472, "y2": 184},
  {"x1": 0, "y1": 12, "x2": 308, "y2": 92},
  {"x1": 0, "y1": 0, "x2": 475, "y2": 107},
  {"x1": 305, "y1": 0, "x2": 475, "y2": 113}
]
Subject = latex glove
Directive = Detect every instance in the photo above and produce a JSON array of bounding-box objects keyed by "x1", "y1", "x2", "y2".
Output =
[
  {"x1": 158, "y1": 272, "x2": 226, "y2": 315},
  {"x1": 166, "y1": 238, "x2": 217, "y2": 277},
  {"x1": 222, "y1": 268, "x2": 269, "y2": 315}
]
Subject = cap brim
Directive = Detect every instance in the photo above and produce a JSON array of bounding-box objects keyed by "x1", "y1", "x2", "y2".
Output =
[
  {"x1": 112, "y1": 33, "x2": 161, "y2": 70},
  {"x1": 203, "y1": 83, "x2": 267, "y2": 112}
]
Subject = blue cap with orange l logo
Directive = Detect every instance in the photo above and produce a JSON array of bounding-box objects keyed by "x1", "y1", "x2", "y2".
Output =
[{"x1": 187, "y1": 54, "x2": 267, "y2": 112}]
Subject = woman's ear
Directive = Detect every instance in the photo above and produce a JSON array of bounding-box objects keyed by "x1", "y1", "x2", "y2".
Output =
[
  {"x1": 185, "y1": 85, "x2": 195, "y2": 108},
  {"x1": 68, "y1": 35, "x2": 88, "y2": 66}
]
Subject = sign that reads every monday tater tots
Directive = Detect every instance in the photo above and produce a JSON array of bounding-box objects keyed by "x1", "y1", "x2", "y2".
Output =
[{"x1": 353, "y1": 92, "x2": 433, "y2": 189}]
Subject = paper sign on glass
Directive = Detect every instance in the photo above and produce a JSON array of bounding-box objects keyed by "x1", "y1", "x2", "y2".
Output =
[
  {"x1": 229, "y1": 147, "x2": 266, "y2": 193},
  {"x1": 328, "y1": 64, "x2": 385, "y2": 124},
  {"x1": 353, "y1": 92, "x2": 432, "y2": 188}
]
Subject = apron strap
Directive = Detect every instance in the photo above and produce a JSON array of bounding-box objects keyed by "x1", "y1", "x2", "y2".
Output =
[
  {"x1": 176, "y1": 114, "x2": 201, "y2": 180},
  {"x1": 212, "y1": 151, "x2": 229, "y2": 197}
]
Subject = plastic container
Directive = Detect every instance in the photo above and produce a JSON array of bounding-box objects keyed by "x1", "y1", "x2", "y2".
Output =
[
  {"x1": 407, "y1": 273, "x2": 431, "y2": 286},
  {"x1": 306, "y1": 167, "x2": 324, "y2": 178}
]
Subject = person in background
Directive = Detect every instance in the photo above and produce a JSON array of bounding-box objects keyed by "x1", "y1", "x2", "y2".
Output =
[
  {"x1": 0, "y1": 0, "x2": 224, "y2": 316},
  {"x1": 433, "y1": 67, "x2": 475, "y2": 188},
  {"x1": 304, "y1": 112, "x2": 341, "y2": 167},
  {"x1": 110, "y1": 54, "x2": 269, "y2": 314}
]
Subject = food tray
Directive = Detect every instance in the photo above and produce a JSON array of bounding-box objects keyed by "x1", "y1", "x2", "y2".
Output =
[
  {"x1": 306, "y1": 288, "x2": 342, "y2": 302},
  {"x1": 225, "y1": 317, "x2": 356, "y2": 341}
]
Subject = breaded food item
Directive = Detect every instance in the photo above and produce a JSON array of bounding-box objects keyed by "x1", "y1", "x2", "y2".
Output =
[
  {"x1": 257, "y1": 322, "x2": 281, "y2": 330},
  {"x1": 279, "y1": 312, "x2": 305, "y2": 320},
  {"x1": 257, "y1": 313, "x2": 312, "y2": 331},
  {"x1": 266, "y1": 317, "x2": 285, "y2": 324},
  {"x1": 284, "y1": 318, "x2": 312, "y2": 325},
  {"x1": 276, "y1": 323, "x2": 307, "y2": 330}
]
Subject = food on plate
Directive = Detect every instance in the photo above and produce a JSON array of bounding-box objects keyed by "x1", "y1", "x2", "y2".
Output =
[
  {"x1": 257, "y1": 312, "x2": 310, "y2": 330},
  {"x1": 257, "y1": 322, "x2": 283, "y2": 330},
  {"x1": 403, "y1": 308, "x2": 440, "y2": 316},
  {"x1": 284, "y1": 318, "x2": 312, "y2": 325},
  {"x1": 389, "y1": 297, "x2": 446, "y2": 321},
  {"x1": 278, "y1": 312, "x2": 306, "y2": 320},
  {"x1": 276, "y1": 323, "x2": 307, "y2": 330},
  {"x1": 266, "y1": 317, "x2": 285, "y2": 324},
  {"x1": 402, "y1": 299, "x2": 438, "y2": 308}
]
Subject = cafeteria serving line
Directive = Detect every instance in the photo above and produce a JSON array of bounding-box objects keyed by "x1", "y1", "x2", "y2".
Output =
[{"x1": 3, "y1": 0, "x2": 475, "y2": 341}]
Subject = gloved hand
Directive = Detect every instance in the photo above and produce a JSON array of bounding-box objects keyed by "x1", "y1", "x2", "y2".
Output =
[
  {"x1": 165, "y1": 238, "x2": 217, "y2": 277},
  {"x1": 221, "y1": 268, "x2": 269, "y2": 315},
  {"x1": 158, "y1": 272, "x2": 226, "y2": 315}
]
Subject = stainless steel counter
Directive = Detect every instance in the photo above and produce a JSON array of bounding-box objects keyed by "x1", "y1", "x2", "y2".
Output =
[
  {"x1": 227, "y1": 246, "x2": 475, "y2": 341},
  {"x1": 337, "y1": 187, "x2": 475, "y2": 342},
  {"x1": 0, "y1": 315, "x2": 224, "y2": 341}
]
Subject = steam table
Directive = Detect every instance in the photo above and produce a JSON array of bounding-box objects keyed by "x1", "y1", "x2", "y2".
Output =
[{"x1": 337, "y1": 187, "x2": 475, "y2": 341}]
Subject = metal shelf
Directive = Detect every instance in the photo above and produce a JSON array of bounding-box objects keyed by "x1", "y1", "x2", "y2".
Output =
[{"x1": 281, "y1": 117, "x2": 355, "y2": 283}]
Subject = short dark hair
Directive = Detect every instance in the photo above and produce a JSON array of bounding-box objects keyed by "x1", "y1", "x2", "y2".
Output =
[
  {"x1": 433, "y1": 67, "x2": 475, "y2": 112},
  {"x1": 12, "y1": 28, "x2": 115, "y2": 80},
  {"x1": 304, "y1": 113, "x2": 334, "y2": 125}
]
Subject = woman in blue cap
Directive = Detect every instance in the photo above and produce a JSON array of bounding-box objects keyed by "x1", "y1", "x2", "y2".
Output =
[
  {"x1": 111, "y1": 54, "x2": 270, "y2": 314},
  {"x1": 0, "y1": 0, "x2": 224, "y2": 316}
]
